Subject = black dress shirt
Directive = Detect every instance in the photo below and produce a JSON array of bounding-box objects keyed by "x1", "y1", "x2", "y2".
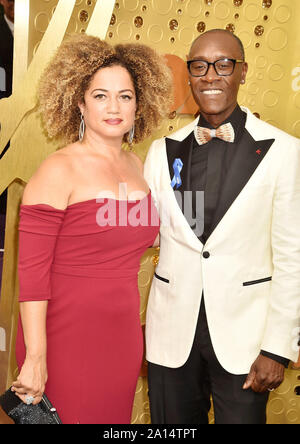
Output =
[
  {"x1": 190, "y1": 105, "x2": 289, "y2": 368},
  {"x1": 191, "y1": 105, "x2": 246, "y2": 243}
]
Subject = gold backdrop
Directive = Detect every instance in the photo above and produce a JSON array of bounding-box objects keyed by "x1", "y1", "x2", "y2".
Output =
[{"x1": 0, "y1": 0, "x2": 299, "y2": 425}]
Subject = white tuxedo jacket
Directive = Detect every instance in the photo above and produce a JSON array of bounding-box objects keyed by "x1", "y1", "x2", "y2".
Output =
[{"x1": 144, "y1": 107, "x2": 300, "y2": 374}]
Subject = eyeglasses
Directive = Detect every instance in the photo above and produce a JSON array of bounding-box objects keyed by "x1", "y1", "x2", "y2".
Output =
[{"x1": 187, "y1": 58, "x2": 244, "y2": 77}]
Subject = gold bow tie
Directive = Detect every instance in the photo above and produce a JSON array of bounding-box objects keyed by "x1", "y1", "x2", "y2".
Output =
[{"x1": 194, "y1": 122, "x2": 235, "y2": 145}]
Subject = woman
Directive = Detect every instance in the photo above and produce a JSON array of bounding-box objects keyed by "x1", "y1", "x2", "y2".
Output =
[{"x1": 12, "y1": 34, "x2": 173, "y2": 424}]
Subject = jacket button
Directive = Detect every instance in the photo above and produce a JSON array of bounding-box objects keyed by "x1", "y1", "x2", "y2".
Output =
[{"x1": 203, "y1": 251, "x2": 210, "y2": 258}]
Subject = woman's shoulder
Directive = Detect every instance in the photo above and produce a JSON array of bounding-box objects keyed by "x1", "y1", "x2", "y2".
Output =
[
  {"x1": 31, "y1": 147, "x2": 76, "y2": 183},
  {"x1": 22, "y1": 145, "x2": 77, "y2": 207}
]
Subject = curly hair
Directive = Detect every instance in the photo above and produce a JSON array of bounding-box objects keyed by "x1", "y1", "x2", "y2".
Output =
[{"x1": 38, "y1": 34, "x2": 174, "y2": 145}]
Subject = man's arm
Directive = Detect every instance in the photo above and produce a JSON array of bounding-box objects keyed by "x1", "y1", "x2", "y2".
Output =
[{"x1": 244, "y1": 139, "x2": 300, "y2": 392}]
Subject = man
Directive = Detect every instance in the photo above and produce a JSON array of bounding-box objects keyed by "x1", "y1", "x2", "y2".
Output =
[
  {"x1": 144, "y1": 29, "x2": 300, "y2": 424},
  {"x1": 0, "y1": 0, "x2": 14, "y2": 98},
  {"x1": 0, "y1": 0, "x2": 14, "y2": 293}
]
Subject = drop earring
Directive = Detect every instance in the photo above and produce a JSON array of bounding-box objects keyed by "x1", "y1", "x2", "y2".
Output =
[
  {"x1": 128, "y1": 123, "x2": 135, "y2": 145},
  {"x1": 79, "y1": 113, "x2": 85, "y2": 142}
]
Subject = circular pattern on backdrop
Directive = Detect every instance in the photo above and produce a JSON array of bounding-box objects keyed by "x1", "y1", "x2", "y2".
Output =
[
  {"x1": 151, "y1": 0, "x2": 173, "y2": 15},
  {"x1": 138, "y1": 269, "x2": 151, "y2": 288},
  {"x1": 123, "y1": 0, "x2": 139, "y2": 12},
  {"x1": 185, "y1": 0, "x2": 202, "y2": 18},
  {"x1": 274, "y1": 5, "x2": 291, "y2": 24},
  {"x1": 268, "y1": 64, "x2": 285, "y2": 82},
  {"x1": 179, "y1": 27, "x2": 195, "y2": 46},
  {"x1": 197, "y1": 21, "x2": 206, "y2": 33},
  {"x1": 293, "y1": 121, "x2": 300, "y2": 138},
  {"x1": 34, "y1": 12, "x2": 49, "y2": 33},
  {"x1": 262, "y1": 89, "x2": 280, "y2": 107},
  {"x1": 293, "y1": 92, "x2": 300, "y2": 110},
  {"x1": 266, "y1": 27, "x2": 288, "y2": 51},
  {"x1": 116, "y1": 21, "x2": 132, "y2": 40},
  {"x1": 244, "y1": 3, "x2": 260, "y2": 22},
  {"x1": 268, "y1": 398, "x2": 285, "y2": 415},
  {"x1": 237, "y1": 30, "x2": 252, "y2": 48},
  {"x1": 214, "y1": 1, "x2": 230, "y2": 20},
  {"x1": 286, "y1": 409, "x2": 299, "y2": 423},
  {"x1": 147, "y1": 24, "x2": 163, "y2": 43},
  {"x1": 256, "y1": 55, "x2": 268, "y2": 68},
  {"x1": 247, "y1": 81, "x2": 260, "y2": 95}
]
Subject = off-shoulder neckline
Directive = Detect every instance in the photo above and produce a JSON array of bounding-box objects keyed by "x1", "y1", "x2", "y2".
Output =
[{"x1": 20, "y1": 190, "x2": 151, "y2": 212}]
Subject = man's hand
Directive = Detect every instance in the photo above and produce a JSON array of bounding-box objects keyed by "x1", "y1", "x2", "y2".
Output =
[{"x1": 243, "y1": 355, "x2": 285, "y2": 393}]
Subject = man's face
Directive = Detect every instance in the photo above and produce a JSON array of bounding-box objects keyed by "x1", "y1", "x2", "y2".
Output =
[
  {"x1": 188, "y1": 32, "x2": 248, "y2": 125},
  {"x1": 0, "y1": 0, "x2": 14, "y2": 22}
]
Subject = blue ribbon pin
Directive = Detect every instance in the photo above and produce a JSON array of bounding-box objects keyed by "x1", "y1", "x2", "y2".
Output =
[{"x1": 170, "y1": 158, "x2": 183, "y2": 189}]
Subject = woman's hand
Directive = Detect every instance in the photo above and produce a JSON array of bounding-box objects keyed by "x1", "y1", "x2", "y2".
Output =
[
  {"x1": 12, "y1": 356, "x2": 48, "y2": 405},
  {"x1": 14, "y1": 301, "x2": 48, "y2": 405}
]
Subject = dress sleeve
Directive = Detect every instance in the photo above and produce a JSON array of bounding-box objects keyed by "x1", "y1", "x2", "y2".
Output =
[{"x1": 18, "y1": 204, "x2": 66, "y2": 302}]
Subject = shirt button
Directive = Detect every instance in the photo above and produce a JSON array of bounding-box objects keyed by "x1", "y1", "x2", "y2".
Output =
[{"x1": 203, "y1": 251, "x2": 210, "y2": 258}]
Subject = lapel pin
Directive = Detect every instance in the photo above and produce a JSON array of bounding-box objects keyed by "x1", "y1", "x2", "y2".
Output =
[
  {"x1": 171, "y1": 158, "x2": 183, "y2": 189},
  {"x1": 256, "y1": 149, "x2": 262, "y2": 155}
]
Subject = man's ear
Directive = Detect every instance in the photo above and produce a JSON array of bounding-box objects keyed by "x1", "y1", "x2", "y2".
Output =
[{"x1": 241, "y1": 62, "x2": 248, "y2": 83}]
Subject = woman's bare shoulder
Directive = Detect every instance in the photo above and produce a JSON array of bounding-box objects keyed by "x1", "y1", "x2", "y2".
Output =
[{"x1": 21, "y1": 146, "x2": 77, "y2": 208}]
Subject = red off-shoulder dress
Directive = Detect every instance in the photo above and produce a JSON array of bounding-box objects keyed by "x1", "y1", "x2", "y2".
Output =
[{"x1": 15, "y1": 192, "x2": 159, "y2": 424}]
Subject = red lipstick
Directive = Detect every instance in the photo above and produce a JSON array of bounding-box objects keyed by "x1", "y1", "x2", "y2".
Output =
[{"x1": 105, "y1": 119, "x2": 123, "y2": 125}]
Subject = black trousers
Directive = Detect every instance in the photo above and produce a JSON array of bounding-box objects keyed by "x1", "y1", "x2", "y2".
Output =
[{"x1": 148, "y1": 299, "x2": 269, "y2": 424}]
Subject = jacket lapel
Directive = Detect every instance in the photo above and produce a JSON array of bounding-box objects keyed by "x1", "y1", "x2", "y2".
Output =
[
  {"x1": 166, "y1": 132, "x2": 203, "y2": 234},
  {"x1": 164, "y1": 109, "x2": 276, "y2": 245},
  {"x1": 166, "y1": 132, "x2": 194, "y2": 208},
  {"x1": 209, "y1": 129, "x2": 275, "y2": 238}
]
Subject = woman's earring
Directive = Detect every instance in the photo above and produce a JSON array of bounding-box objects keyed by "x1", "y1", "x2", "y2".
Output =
[
  {"x1": 79, "y1": 113, "x2": 85, "y2": 142},
  {"x1": 128, "y1": 123, "x2": 135, "y2": 145},
  {"x1": 241, "y1": 79, "x2": 245, "y2": 84}
]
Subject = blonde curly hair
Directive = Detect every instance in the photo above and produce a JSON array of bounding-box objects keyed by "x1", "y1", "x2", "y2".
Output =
[{"x1": 38, "y1": 34, "x2": 174, "y2": 145}]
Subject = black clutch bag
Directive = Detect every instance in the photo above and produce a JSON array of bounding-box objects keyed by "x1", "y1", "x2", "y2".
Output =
[{"x1": 0, "y1": 388, "x2": 62, "y2": 424}]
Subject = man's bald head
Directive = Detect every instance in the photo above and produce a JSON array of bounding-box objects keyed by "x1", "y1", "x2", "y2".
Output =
[{"x1": 189, "y1": 29, "x2": 245, "y2": 61}]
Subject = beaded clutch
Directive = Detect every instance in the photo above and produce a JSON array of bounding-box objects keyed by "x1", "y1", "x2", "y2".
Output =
[{"x1": 0, "y1": 388, "x2": 62, "y2": 424}]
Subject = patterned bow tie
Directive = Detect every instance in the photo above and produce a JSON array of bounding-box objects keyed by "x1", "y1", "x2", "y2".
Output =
[{"x1": 194, "y1": 122, "x2": 235, "y2": 145}]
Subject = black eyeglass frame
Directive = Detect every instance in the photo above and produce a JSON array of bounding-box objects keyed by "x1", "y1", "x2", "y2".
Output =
[{"x1": 187, "y1": 58, "x2": 244, "y2": 77}]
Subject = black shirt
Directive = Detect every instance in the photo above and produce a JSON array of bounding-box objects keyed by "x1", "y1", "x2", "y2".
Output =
[{"x1": 191, "y1": 105, "x2": 246, "y2": 243}]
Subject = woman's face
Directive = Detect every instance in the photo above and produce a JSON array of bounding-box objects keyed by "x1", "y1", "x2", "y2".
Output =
[{"x1": 79, "y1": 65, "x2": 137, "y2": 143}]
